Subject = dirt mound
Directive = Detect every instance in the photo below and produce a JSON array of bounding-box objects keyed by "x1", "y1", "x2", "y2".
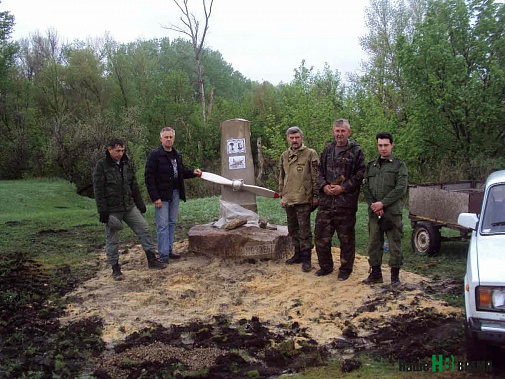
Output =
[
  {"x1": 60, "y1": 241, "x2": 467, "y2": 377},
  {"x1": 0, "y1": 253, "x2": 104, "y2": 378},
  {"x1": 93, "y1": 316, "x2": 328, "y2": 378}
]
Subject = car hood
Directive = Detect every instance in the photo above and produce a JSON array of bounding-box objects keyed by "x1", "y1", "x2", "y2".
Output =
[{"x1": 477, "y1": 234, "x2": 505, "y2": 285}]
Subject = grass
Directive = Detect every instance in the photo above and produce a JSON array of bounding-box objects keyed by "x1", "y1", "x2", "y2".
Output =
[
  {"x1": 1, "y1": 178, "x2": 467, "y2": 297},
  {"x1": 0, "y1": 178, "x2": 471, "y2": 377}
]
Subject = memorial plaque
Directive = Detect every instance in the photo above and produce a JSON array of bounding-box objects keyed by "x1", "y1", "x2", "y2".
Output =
[{"x1": 221, "y1": 119, "x2": 257, "y2": 212}]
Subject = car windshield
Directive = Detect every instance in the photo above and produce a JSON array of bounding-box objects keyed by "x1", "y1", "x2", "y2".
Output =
[{"x1": 481, "y1": 183, "x2": 505, "y2": 235}]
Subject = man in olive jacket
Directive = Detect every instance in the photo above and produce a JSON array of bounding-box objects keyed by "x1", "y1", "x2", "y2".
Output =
[
  {"x1": 93, "y1": 138, "x2": 166, "y2": 281},
  {"x1": 279, "y1": 126, "x2": 319, "y2": 272},
  {"x1": 314, "y1": 119, "x2": 366, "y2": 280},
  {"x1": 362, "y1": 131, "x2": 408, "y2": 285}
]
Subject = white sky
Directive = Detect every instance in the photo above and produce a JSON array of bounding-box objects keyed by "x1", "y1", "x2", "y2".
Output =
[{"x1": 3, "y1": 0, "x2": 369, "y2": 84}]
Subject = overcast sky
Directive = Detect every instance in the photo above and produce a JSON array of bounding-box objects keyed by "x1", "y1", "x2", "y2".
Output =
[{"x1": 3, "y1": 0, "x2": 369, "y2": 84}]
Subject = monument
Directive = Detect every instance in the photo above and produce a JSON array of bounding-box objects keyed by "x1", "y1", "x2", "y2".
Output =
[
  {"x1": 220, "y1": 118, "x2": 257, "y2": 212},
  {"x1": 188, "y1": 118, "x2": 293, "y2": 260}
]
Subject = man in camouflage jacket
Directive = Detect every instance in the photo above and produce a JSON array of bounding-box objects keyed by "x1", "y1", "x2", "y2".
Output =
[
  {"x1": 362, "y1": 131, "x2": 408, "y2": 285},
  {"x1": 314, "y1": 119, "x2": 366, "y2": 280},
  {"x1": 93, "y1": 138, "x2": 166, "y2": 281},
  {"x1": 279, "y1": 127, "x2": 319, "y2": 272}
]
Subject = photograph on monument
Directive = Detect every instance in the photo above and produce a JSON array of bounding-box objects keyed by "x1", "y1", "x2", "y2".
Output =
[
  {"x1": 227, "y1": 138, "x2": 246, "y2": 154},
  {"x1": 229, "y1": 156, "x2": 246, "y2": 170}
]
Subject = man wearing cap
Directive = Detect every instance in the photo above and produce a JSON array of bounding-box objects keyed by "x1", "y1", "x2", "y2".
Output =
[
  {"x1": 279, "y1": 126, "x2": 319, "y2": 272},
  {"x1": 314, "y1": 119, "x2": 366, "y2": 280},
  {"x1": 145, "y1": 127, "x2": 202, "y2": 264},
  {"x1": 93, "y1": 138, "x2": 166, "y2": 281}
]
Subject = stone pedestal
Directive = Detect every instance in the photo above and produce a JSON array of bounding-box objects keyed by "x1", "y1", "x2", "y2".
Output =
[
  {"x1": 221, "y1": 119, "x2": 257, "y2": 212},
  {"x1": 188, "y1": 224, "x2": 292, "y2": 260}
]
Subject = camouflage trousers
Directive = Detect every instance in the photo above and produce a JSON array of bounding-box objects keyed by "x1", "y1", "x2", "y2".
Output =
[
  {"x1": 285, "y1": 203, "x2": 313, "y2": 253},
  {"x1": 367, "y1": 211, "x2": 403, "y2": 268},
  {"x1": 314, "y1": 208, "x2": 356, "y2": 273}
]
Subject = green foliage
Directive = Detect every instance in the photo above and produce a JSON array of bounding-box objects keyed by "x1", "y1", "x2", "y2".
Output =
[
  {"x1": 399, "y1": 0, "x2": 505, "y2": 180},
  {"x1": 1, "y1": 0, "x2": 503, "y2": 189}
]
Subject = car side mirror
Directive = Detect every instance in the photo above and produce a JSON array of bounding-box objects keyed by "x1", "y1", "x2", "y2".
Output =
[{"x1": 458, "y1": 213, "x2": 479, "y2": 230}]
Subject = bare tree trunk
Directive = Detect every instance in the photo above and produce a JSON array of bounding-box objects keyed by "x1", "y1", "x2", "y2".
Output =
[
  {"x1": 164, "y1": 0, "x2": 214, "y2": 125},
  {"x1": 196, "y1": 56, "x2": 206, "y2": 124},
  {"x1": 197, "y1": 138, "x2": 203, "y2": 166},
  {"x1": 256, "y1": 137, "x2": 264, "y2": 184},
  {"x1": 208, "y1": 86, "x2": 214, "y2": 118}
]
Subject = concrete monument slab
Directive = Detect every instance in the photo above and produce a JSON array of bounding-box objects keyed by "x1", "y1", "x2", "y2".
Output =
[
  {"x1": 188, "y1": 224, "x2": 291, "y2": 260},
  {"x1": 220, "y1": 119, "x2": 257, "y2": 212}
]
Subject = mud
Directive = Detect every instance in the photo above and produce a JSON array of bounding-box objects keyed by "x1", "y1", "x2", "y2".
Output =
[
  {"x1": 92, "y1": 316, "x2": 328, "y2": 378},
  {"x1": 0, "y1": 253, "x2": 104, "y2": 378},
  {"x1": 56, "y1": 241, "x2": 485, "y2": 377}
]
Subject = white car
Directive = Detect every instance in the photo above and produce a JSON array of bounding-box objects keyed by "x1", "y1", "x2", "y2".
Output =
[{"x1": 458, "y1": 170, "x2": 505, "y2": 360}]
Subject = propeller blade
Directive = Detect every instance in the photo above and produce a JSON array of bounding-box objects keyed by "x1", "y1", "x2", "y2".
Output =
[
  {"x1": 200, "y1": 171, "x2": 279, "y2": 199},
  {"x1": 200, "y1": 172, "x2": 233, "y2": 186},
  {"x1": 243, "y1": 184, "x2": 280, "y2": 199}
]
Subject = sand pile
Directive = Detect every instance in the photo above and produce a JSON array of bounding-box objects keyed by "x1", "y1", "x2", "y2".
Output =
[{"x1": 61, "y1": 240, "x2": 461, "y2": 346}]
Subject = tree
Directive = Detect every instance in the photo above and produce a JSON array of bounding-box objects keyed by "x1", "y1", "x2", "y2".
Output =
[
  {"x1": 400, "y1": 0, "x2": 505, "y2": 179},
  {"x1": 164, "y1": 0, "x2": 214, "y2": 124}
]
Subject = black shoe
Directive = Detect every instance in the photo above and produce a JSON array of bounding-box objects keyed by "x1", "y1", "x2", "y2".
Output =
[
  {"x1": 315, "y1": 269, "x2": 332, "y2": 276},
  {"x1": 159, "y1": 258, "x2": 169, "y2": 265},
  {"x1": 286, "y1": 252, "x2": 303, "y2": 264},
  {"x1": 112, "y1": 264, "x2": 124, "y2": 281},
  {"x1": 391, "y1": 267, "x2": 400, "y2": 285},
  {"x1": 145, "y1": 251, "x2": 167, "y2": 269},
  {"x1": 338, "y1": 270, "x2": 351, "y2": 281},
  {"x1": 169, "y1": 252, "x2": 181, "y2": 259},
  {"x1": 301, "y1": 250, "x2": 312, "y2": 272},
  {"x1": 362, "y1": 266, "x2": 383, "y2": 284}
]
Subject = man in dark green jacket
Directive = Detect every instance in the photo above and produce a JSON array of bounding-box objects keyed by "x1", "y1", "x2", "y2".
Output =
[
  {"x1": 362, "y1": 132, "x2": 408, "y2": 285},
  {"x1": 314, "y1": 119, "x2": 366, "y2": 280},
  {"x1": 93, "y1": 138, "x2": 166, "y2": 281}
]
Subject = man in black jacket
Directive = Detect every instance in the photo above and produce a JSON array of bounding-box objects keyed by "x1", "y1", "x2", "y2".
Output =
[
  {"x1": 93, "y1": 138, "x2": 166, "y2": 281},
  {"x1": 145, "y1": 127, "x2": 201, "y2": 264}
]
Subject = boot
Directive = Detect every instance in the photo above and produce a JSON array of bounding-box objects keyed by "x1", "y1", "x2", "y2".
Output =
[
  {"x1": 301, "y1": 250, "x2": 312, "y2": 272},
  {"x1": 145, "y1": 251, "x2": 167, "y2": 269},
  {"x1": 112, "y1": 263, "x2": 124, "y2": 281},
  {"x1": 285, "y1": 251, "x2": 303, "y2": 264},
  {"x1": 391, "y1": 267, "x2": 400, "y2": 285},
  {"x1": 362, "y1": 266, "x2": 383, "y2": 284}
]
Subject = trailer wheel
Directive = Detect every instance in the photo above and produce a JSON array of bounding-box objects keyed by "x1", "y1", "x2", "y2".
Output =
[{"x1": 411, "y1": 221, "x2": 441, "y2": 256}]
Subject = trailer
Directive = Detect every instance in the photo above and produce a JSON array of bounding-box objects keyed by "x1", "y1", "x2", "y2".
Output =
[{"x1": 408, "y1": 181, "x2": 484, "y2": 256}]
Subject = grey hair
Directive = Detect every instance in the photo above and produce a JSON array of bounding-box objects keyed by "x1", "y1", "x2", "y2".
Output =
[
  {"x1": 333, "y1": 118, "x2": 351, "y2": 130},
  {"x1": 160, "y1": 126, "x2": 175, "y2": 136},
  {"x1": 286, "y1": 126, "x2": 304, "y2": 137}
]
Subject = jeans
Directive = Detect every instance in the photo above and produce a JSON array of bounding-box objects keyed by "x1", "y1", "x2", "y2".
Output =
[
  {"x1": 106, "y1": 206, "x2": 155, "y2": 266},
  {"x1": 155, "y1": 189, "x2": 180, "y2": 259}
]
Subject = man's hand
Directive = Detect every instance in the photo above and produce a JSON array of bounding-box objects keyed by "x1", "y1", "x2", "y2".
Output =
[
  {"x1": 324, "y1": 184, "x2": 344, "y2": 196},
  {"x1": 138, "y1": 204, "x2": 147, "y2": 214},
  {"x1": 371, "y1": 201, "x2": 384, "y2": 214},
  {"x1": 279, "y1": 198, "x2": 286, "y2": 208},
  {"x1": 99, "y1": 212, "x2": 110, "y2": 224},
  {"x1": 154, "y1": 199, "x2": 163, "y2": 209},
  {"x1": 194, "y1": 168, "x2": 202, "y2": 176}
]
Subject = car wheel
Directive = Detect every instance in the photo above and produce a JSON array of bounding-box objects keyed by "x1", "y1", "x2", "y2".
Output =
[{"x1": 411, "y1": 221, "x2": 441, "y2": 256}]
